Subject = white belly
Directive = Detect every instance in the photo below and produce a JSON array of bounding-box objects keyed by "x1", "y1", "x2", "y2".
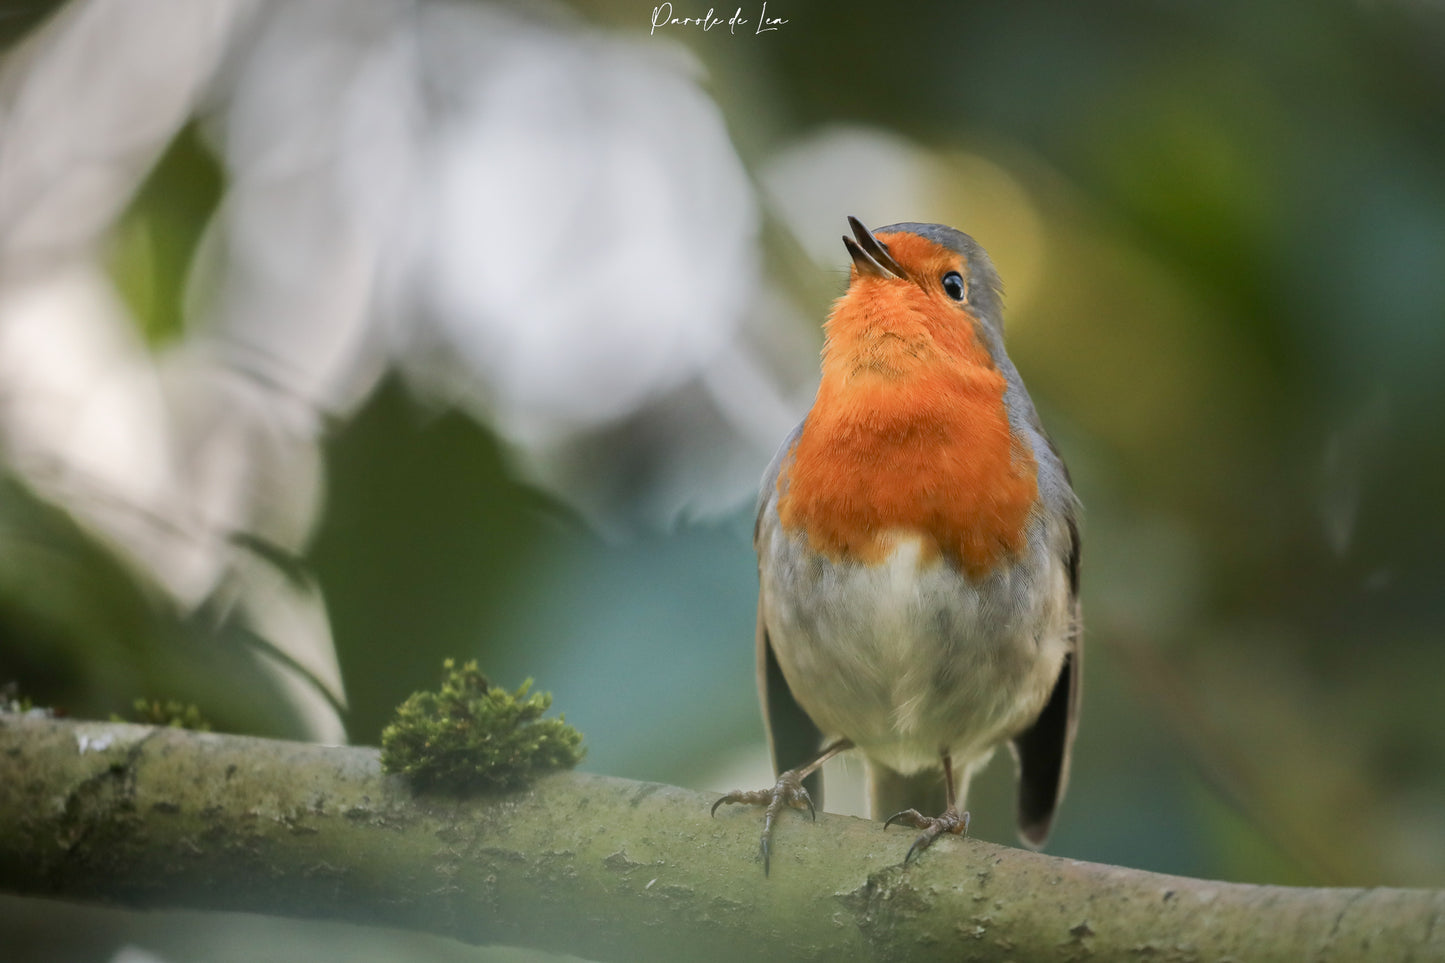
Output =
[{"x1": 759, "y1": 526, "x2": 1070, "y2": 776}]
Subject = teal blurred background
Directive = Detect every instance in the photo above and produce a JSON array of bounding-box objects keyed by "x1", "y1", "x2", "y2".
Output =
[{"x1": 2, "y1": 0, "x2": 1444, "y2": 959}]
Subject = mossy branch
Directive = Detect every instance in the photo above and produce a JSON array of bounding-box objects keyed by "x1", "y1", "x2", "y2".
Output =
[{"x1": 0, "y1": 715, "x2": 1440, "y2": 962}]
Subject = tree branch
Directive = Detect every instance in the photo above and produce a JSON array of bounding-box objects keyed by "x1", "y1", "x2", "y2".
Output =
[{"x1": 1, "y1": 715, "x2": 1440, "y2": 961}]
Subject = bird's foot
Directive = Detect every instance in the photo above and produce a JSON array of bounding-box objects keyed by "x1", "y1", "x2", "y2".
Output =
[
  {"x1": 711, "y1": 770, "x2": 815, "y2": 875},
  {"x1": 883, "y1": 806, "x2": 971, "y2": 863}
]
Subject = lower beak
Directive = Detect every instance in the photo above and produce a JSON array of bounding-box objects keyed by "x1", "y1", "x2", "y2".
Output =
[{"x1": 843, "y1": 216, "x2": 907, "y2": 279}]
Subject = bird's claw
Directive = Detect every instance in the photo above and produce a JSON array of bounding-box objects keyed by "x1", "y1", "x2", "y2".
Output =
[
  {"x1": 883, "y1": 806, "x2": 971, "y2": 863},
  {"x1": 711, "y1": 771, "x2": 814, "y2": 818},
  {"x1": 711, "y1": 770, "x2": 815, "y2": 874}
]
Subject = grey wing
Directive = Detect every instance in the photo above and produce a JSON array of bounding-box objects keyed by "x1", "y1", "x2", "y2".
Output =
[
  {"x1": 1010, "y1": 450, "x2": 1082, "y2": 848},
  {"x1": 757, "y1": 606, "x2": 825, "y2": 804},
  {"x1": 753, "y1": 421, "x2": 825, "y2": 802}
]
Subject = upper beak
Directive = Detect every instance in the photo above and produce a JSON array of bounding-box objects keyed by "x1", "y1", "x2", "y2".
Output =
[{"x1": 843, "y1": 216, "x2": 907, "y2": 280}]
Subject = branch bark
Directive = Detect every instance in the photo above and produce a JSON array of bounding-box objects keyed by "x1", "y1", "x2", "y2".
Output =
[{"x1": 0, "y1": 715, "x2": 1440, "y2": 961}]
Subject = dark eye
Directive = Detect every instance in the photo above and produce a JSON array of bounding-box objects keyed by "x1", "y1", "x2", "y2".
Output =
[{"x1": 941, "y1": 271, "x2": 967, "y2": 302}]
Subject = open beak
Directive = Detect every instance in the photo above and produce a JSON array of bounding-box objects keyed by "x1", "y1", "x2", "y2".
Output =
[{"x1": 843, "y1": 216, "x2": 907, "y2": 280}]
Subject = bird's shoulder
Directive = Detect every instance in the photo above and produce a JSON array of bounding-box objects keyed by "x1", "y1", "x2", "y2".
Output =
[{"x1": 754, "y1": 419, "x2": 805, "y2": 547}]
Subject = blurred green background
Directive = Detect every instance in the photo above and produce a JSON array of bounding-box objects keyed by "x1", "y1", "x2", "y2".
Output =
[{"x1": 2, "y1": 0, "x2": 1444, "y2": 959}]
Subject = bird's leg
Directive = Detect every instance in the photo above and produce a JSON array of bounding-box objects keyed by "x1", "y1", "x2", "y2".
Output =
[
  {"x1": 883, "y1": 753, "x2": 971, "y2": 863},
  {"x1": 711, "y1": 738, "x2": 852, "y2": 874}
]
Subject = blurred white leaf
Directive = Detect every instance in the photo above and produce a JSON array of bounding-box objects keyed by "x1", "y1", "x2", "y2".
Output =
[
  {"x1": 406, "y1": 2, "x2": 759, "y2": 445},
  {"x1": 0, "y1": 0, "x2": 252, "y2": 262}
]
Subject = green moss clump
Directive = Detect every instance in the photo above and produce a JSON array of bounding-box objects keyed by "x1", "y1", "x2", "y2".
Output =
[
  {"x1": 381, "y1": 659, "x2": 584, "y2": 793},
  {"x1": 115, "y1": 698, "x2": 212, "y2": 731}
]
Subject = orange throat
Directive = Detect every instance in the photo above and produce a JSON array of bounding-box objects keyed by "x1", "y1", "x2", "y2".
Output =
[{"x1": 776, "y1": 287, "x2": 1039, "y2": 578}]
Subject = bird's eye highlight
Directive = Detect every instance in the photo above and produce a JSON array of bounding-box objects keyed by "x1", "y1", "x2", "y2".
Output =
[{"x1": 941, "y1": 271, "x2": 968, "y2": 302}]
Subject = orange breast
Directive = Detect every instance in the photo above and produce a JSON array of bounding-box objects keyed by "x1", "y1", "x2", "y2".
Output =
[{"x1": 776, "y1": 273, "x2": 1038, "y2": 578}]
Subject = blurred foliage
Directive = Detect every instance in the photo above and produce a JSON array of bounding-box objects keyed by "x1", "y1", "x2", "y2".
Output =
[
  {"x1": 106, "y1": 122, "x2": 224, "y2": 347},
  {"x1": 113, "y1": 697, "x2": 213, "y2": 731},
  {"x1": 310, "y1": 380, "x2": 562, "y2": 746},
  {"x1": 309, "y1": 379, "x2": 763, "y2": 786},
  {"x1": 380, "y1": 658, "x2": 584, "y2": 792},
  {"x1": 0, "y1": 474, "x2": 311, "y2": 737},
  {"x1": 3, "y1": 0, "x2": 1445, "y2": 959},
  {"x1": 0, "y1": 1, "x2": 62, "y2": 53}
]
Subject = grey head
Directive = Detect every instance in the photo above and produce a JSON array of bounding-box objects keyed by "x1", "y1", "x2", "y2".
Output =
[{"x1": 861, "y1": 219, "x2": 1006, "y2": 334}]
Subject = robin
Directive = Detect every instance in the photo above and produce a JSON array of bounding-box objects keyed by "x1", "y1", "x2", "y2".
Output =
[{"x1": 714, "y1": 217, "x2": 1081, "y2": 872}]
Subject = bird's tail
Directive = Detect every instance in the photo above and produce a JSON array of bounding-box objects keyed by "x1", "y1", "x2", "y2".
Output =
[{"x1": 867, "y1": 762, "x2": 951, "y2": 821}]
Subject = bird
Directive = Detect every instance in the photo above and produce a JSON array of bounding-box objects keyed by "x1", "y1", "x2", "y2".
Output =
[{"x1": 713, "y1": 217, "x2": 1081, "y2": 873}]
